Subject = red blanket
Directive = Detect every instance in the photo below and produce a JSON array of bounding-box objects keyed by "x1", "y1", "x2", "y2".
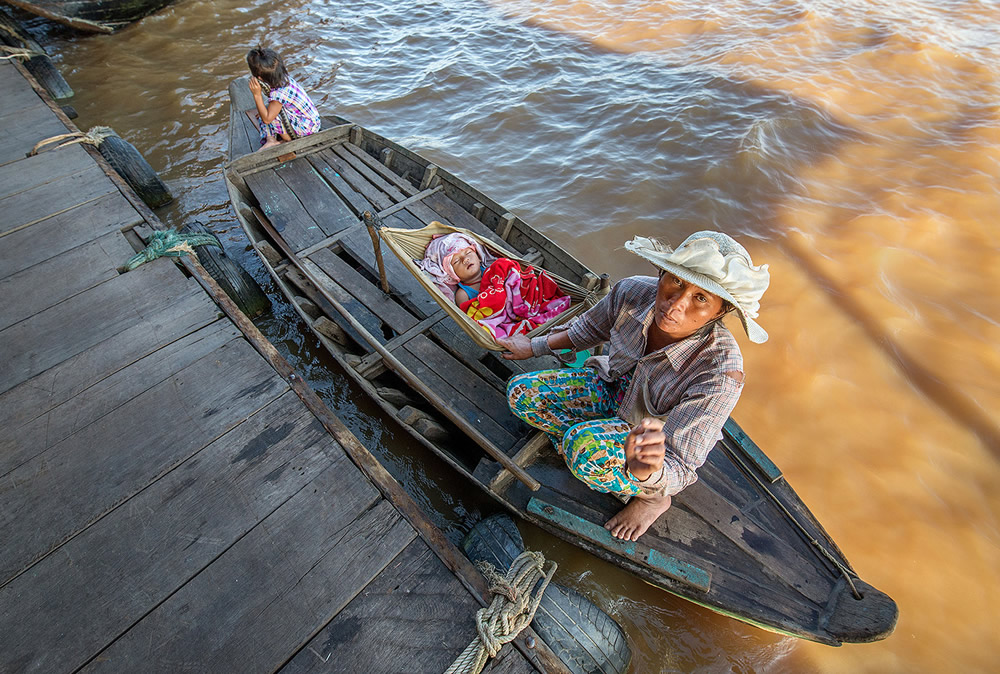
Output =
[{"x1": 459, "y1": 258, "x2": 571, "y2": 339}]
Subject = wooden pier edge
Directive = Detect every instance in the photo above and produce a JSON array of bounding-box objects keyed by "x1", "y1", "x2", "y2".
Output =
[{"x1": 13, "y1": 59, "x2": 568, "y2": 673}]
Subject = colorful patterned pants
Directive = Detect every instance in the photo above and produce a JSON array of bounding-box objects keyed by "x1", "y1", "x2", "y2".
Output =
[{"x1": 507, "y1": 368, "x2": 642, "y2": 497}]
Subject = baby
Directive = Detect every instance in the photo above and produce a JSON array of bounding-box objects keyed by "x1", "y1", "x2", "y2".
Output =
[{"x1": 415, "y1": 232, "x2": 495, "y2": 304}]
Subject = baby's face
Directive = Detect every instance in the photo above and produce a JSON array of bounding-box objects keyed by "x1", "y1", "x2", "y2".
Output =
[{"x1": 450, "y1": 246, "x2": 482, "y2": 283}]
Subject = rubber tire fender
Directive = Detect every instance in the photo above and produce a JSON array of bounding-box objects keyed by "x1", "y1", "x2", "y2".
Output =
[
  {"x1": 462, "y1": 514, "x2": 632, "y2": 674},
  {"x1": 181, "y1": 221, "x2": 270, "y2": 319},
  {"x1": 98, "y1": 133, "x2": 173, "y2": 209}
]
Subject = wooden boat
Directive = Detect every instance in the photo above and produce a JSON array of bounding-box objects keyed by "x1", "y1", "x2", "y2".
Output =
[
  {"x1": 224, "y1": 77, "x2": 898, "y2": 646},
  {"x1": 3, "y1": 0, "x2": 175, "y2": 32}
]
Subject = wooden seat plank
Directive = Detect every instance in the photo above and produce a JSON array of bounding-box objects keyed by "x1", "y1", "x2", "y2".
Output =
[
  {"x1": 0, "y1": 320, "x2": 238, "y2": 477},
  {"x1": 0, "y1": 393, "x2": 338, "y2": 674},
  {"x1": 307, "y1": 247, "x2": 419, "y2": 336},
  {"x1": 0, "y1": 337, "x2": 288, "y2": 585},
  {"x1": 0, "y1": 232, "x2": 135, "y2": 332},
  {"x1": 396, "y1": 334, "x2": 519, "y2": 452},
  {"x1": 244, "y1": 168, "x2": 328, "y2": 252},
  {"x1": 0, "y1": 163, "x2": 116, "y2": 237},
  {"x1": 279, "y1": 538, "x2": 535, "y2": 674},
  {"x1": 0, "y1": 260, "x2": 208, "y2": 395},
  {"x1": 273, "y1": 159, "x2": 359, "y2": 241},
  {"x1": 421, "y1": 190, "x2": 510, "y2": 247},
  {"x1": 0, "y1": 192, "x2": 143, "y2": 279},
  {"x1": 0, "y1": 288, "x2": 220, "y2": 433},
  {"x1": 79, "y1": 471, "x2": 416, "y2": 673}
]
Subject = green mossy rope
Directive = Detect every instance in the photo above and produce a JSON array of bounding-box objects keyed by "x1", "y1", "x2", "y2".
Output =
[{"x1": 123, "y1": 230, "x2": 222, "y2": 271}]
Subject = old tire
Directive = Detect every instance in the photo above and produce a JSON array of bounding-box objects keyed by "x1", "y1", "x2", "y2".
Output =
[
  {"x1": 462, "y1": 514, "x2": 632, "y2": 674},
  {"x1": 181, "y1": 221, "x2": 270, "y2": 319},
  {"x1": 0, "y1": 12, "x2": 73, "y2": 100},
  {"x1": 97, "y1": 132, "x2": 172, "y2": 209}
]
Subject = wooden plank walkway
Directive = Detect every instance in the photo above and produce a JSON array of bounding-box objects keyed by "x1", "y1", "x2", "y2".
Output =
[{"x1": 0, "y1": 60, "x2": 561, "y2": 674}]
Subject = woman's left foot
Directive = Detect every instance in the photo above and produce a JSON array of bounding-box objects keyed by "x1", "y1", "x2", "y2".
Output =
[{"x1": 604, "y1": 493, "x2": 671, "y2": 541}]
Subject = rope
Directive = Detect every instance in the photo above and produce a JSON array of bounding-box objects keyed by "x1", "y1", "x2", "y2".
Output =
[
  {"x1": 29, "y1": 126, "x2": 117, "y2": 156},
  {"x1": 122, "y1": 230, "x2": 222, "y2": 271},
  {"x1": 445, "y1": 551, "x2": 557, "y2": 674},
  {"x1": 0, "y1": 45, "x2": 39, "y2": 60}
]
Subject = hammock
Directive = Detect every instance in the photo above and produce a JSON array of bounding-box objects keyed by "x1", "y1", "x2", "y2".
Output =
[{"x1": 377, "y1": 220, "x2": 606, "y2": 351}]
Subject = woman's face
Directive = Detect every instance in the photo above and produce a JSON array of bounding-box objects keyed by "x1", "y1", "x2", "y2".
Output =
[
  {"x1": 652, "y1": 271, "x2": 725, "y2": 341},
  {"x1": 450, "y1": 247, "x2": 482, "y2": 283}
]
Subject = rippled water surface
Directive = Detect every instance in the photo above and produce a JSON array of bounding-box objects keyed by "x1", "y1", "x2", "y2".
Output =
[{"x1": 22, "y1": 0, "x2": 1000, "y2": 670}]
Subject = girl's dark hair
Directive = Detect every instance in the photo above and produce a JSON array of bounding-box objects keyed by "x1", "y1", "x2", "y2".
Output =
[{"x1": 246, "y1": 46, "x2": 289, "y2": 89}]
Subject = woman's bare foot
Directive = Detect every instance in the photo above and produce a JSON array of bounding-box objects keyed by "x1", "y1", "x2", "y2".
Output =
[{"x1": 604, "y1": 493, "x2": 671, "y2": 541}]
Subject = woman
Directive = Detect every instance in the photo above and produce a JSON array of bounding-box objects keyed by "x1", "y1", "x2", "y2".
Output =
[{"x1": 499, "y1": 231, "x2": 769, "y2": 542}]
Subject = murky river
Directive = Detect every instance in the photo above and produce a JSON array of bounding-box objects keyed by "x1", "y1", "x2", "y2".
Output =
[{"x1": 16, "y1": 0, "x2": 999, "y2": 670}]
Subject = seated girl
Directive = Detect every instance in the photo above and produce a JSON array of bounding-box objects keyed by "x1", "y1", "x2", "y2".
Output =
[{"x1": 416, "y1": 232, "x2": 571, "y2": 339}]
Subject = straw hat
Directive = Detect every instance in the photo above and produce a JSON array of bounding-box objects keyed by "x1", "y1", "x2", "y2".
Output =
[{"x1": 624, "y1": 231, "x2": 770, "y2": 343}]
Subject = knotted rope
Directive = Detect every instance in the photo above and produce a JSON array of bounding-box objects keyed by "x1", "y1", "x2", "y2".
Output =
[
  {"x1": 445, "y1": 551, "x2": 557, "y2": 674},
  {"x1": 122, "y1": 230, "x2": 222, "y2": 271},
  {"x1": 29, "y1": 126, "x2": 117, "y2": 156}
]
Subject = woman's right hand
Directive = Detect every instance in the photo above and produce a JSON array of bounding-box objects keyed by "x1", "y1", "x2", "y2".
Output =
[{"x1": 498, "y1": 334, "x2": 533, "y2": 360}]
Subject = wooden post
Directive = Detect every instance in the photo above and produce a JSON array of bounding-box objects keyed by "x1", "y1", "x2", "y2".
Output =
[
  {"x1": 362, "y1": 210, "x2": 391, "y2": 294},
  {"x1": 419, "y1": 164, "x2": 438, "y2": 190},
  {"x1": 498, "y1": 213, "x2": 516, "y2": 241}
]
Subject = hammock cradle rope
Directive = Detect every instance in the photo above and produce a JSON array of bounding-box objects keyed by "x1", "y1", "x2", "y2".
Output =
[{"x1": 370, "y1": 216, "x2": 609, "y2": 352}]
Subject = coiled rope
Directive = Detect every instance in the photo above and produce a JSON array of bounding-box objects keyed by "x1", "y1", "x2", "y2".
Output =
[
  {"x1": 122, "y1": 230, "x2": 222, "y2": 271},
  {"x1": 445, "y1": 551, "x2": 557, "y2": 674},
  {"x1": 28, "y1": 126, "x2": 117, "y2": 156}
]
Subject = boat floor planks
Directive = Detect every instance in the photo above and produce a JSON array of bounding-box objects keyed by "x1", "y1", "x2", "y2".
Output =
[
  {"x1": 1, "y1": 62, "x2": 551, "y2": 674},
  {"x1": 224, "y1": 77, "x2": 897, "y2": 645}
]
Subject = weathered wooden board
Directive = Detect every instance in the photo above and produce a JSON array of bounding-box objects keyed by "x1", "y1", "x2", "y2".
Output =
[
  {"x1": 279, "y1": 537, "x2": 535, "y2": 674},
  {"x1": 0, "y1": 337, "x2": 288, "y2": 585},
  {"x1": 0, "y1": 392, "x2": 339, "y2": 674},
  {"x1": 0, "y1": 95, "x2": 67, "y2": 166},
  {"x1": 0, "y1": 143, "x2": 93, "y2": 200},
  {"x1": 307, "y1": 151, "x2": 377, "y2": 216},
  {"x1": 341, "y1": 141, "x2": 419, "y2": 197},
  {"x1": 80, "y1": 471, "x2": 416, "y2": 673},
  {"x1": 0, "y1": 320, "x2": 239, "y2": 476},
  {"x1": 298, "y1": 258, "x2": 390, "y2": 348},
  {"x1": 0, "y1": 62, "x2": 48, "y2": 120},
  {"x1": 315, "y1": 146, "x2": 394, "y2": 211},
  {"x1": 308, "y1": 247, "x2": 419, "y2": 336},
  {"x1": 396, "y1": 334, "x2": 518, "y2": 452},
  {"x1": 273, "y1": 159, "x2": 359, "y2": 239},
  {"x1": 0, "y1": 163, "x2": 115, "y2": 236},
  {"x1": 245, "y1": 168, "x2": 328, "y2": 252},
  {"x1": 0, "y1": 259, "x2": 203, "y2": 394},
  {"x1": 0, "y1": 191, "x2": 143, "y2": 279},
  {"x1": 0, "y1": 287, "x2": 219, "y2": 432},
  {"x1": 0, "y1": 232, "x2": 135, "y2": 331},
  {"x1": 331, "y1": 143, "x2": 441, "y2": 226}
]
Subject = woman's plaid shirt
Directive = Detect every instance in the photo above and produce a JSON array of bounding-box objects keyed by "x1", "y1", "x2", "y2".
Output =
[{"x1": 566, "y1": 276, "x2": 744, "y2": 496}]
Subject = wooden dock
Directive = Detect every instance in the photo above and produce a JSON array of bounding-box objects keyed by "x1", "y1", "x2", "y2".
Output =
[{"x1": 0, "y1": 59, "x2": 562, "y2": 674}]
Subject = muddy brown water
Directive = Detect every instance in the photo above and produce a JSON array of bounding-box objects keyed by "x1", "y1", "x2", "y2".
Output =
[{"x1": 17, "y1": 0, "x2": 1000, "y2": 671}]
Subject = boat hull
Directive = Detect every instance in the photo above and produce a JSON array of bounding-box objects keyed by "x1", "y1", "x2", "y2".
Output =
[{"x1": 224, "y1": 77, "x2": 897, "y2": 645}]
